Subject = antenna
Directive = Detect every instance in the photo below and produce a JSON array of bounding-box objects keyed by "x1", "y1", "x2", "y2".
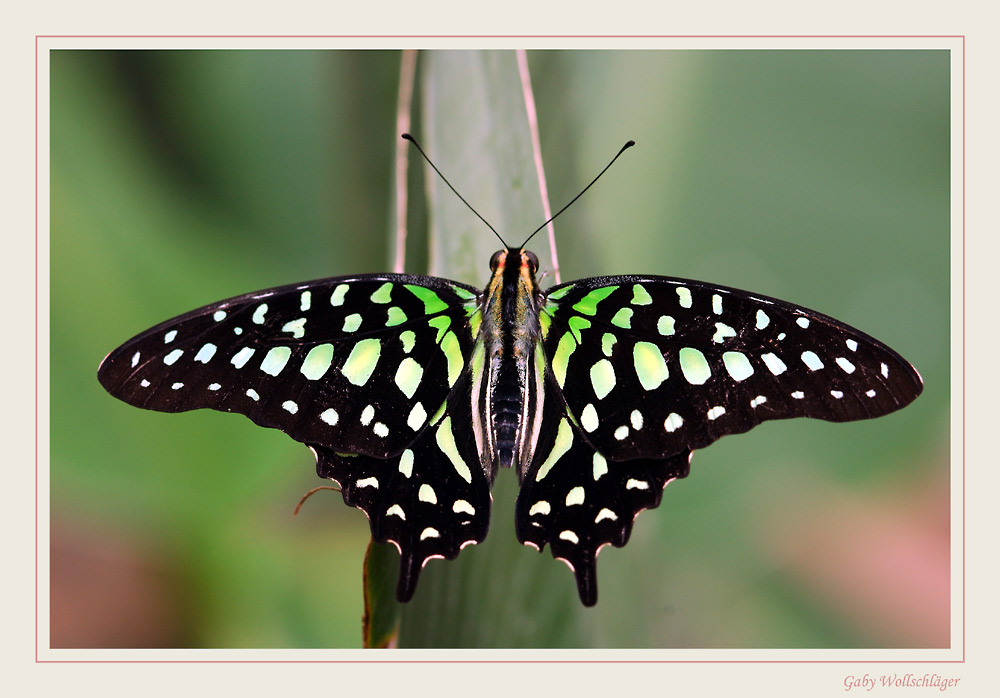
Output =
[
  {"x1": 519, "y1": 140, "x2": 635, "y2": 250},
  {"x1": 402, "y1": 134, "x2": 635, "y2": 252},
  {"x1": 401, "y1": 133, "x2": 507, "y2": 248}
]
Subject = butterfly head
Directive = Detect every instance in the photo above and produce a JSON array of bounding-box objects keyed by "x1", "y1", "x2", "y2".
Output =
[
  {"x1": 489, "y1": 248, "x2": 539, "y2": 274},
  {"x1": 488, "y1": 248, "x2": 542, "y2": 297}
]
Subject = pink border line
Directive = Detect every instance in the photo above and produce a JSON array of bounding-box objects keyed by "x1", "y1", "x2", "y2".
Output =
[{"x1": 35, "y1": 35, "x2": 965, "y2": 663}]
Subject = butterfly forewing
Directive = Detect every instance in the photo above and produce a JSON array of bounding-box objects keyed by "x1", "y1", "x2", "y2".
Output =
[
  {"x1": 98, "y1": 274, "x2": 481, "y2": 459},
  {"x1": 539, "y1": 275, "x2": 923, "y2": 461}
]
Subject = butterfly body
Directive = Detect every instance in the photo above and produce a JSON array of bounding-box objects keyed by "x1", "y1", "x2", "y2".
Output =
[
  {"x1": 99, "y1": 244, "x2": 922, "y2": 606},
  {"x1": 476, "y1": 248, "x2": 547, "y2": 477}
]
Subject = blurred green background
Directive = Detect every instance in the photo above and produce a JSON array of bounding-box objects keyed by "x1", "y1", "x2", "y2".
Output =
[{"x1": 49, "y1": 49, "x2": 950, "y2": 649}]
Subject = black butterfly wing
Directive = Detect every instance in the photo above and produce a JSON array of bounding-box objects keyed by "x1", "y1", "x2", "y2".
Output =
[
  {"x1": 516, "y1": 274, "x2": 922, "y2": 605},
  {"x1": 312, "y1": 370, "x2": 490, "y2": 601},
  {"x1": 540, "y1": 275, "x2": 922, "y2": 460},
  {"x1": 98, "y1": 274, "x2": 490, "y2": 600},
  {"x1": 515, "y1": 402, "x2": 692, "y2": 606}
]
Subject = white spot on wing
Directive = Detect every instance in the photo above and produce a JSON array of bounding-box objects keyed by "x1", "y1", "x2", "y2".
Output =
[
  {"x1": 407, "y1": 402, "x2": 427, "y2": 431},
  {"x1": 664, "y1": 412, "x2": 683, "y2": 432},
  {"x1": 712, "y1": 322, "x2": 736, "y2": 343},
  {"x1": 194, "y1": 343, "x2": 217, "y2": 363},
  {"x1": 590, "y1": 358, "x2": 616, "y2": 399},
  {"x1": 260, "y1": 346, "x2": 291, "y2": 376},
  {"x1": 761, "y1": 352, "x2": 787, "y2": 376},
  {"x1": 836, "y1": 357, "x2": 856, "y2": 374},
  {"x1": 529, "y1": 501, "x2": 551, "y2": 516},
  {"x1": 679, "y1": 347, "x2": 711, "y2": 384},
  {"x1": 676, "y1": 286, "x2": 692, "y2": 308},
  {"x1": 592, "y1": 452, "x2": 608, "y2": 480},
  {"x1": 386, "y1": 504, "x2": 405, "y2": 519},
  {"x1": 801, "y1": 351, "x2": 824, "y2": 371},
  {"x1": 342, "y1": 314, "x2": 362, "y2": 332},
  {"x1": 330, "y1": 284, "x2": 349, "y2": 307},
  {"x1": 630, "y1": 409, "x2": 643, "y2": 430},
  {"x1": 559, "y1": 530, "x2": 580, "y2": 544},
  {"x1": 301, "y1": 344, "x2": 334, "y2": 380},
  {"x1": 723, "y1": 351, "x2": 754, "y2": 381},
  {"x1": 398, "y1": 449, "x2": 414, "y2": 477},
  {"x1": 657, "y1": 315, "x2": 675, "y2": 336},
  {"x1": 281, "y1": 318, "x2": 307, "y2": 339},
  {"x1": 394, "y1": 357, "x2": 424, "y2": 399},
  {"x1": 565, "y1": 486, "x2": 585, "y2": 506},
  {"x1": 231, "y1": 347, "x2": 255, "y2": 369},
  {"x1": 360, "y1": 404, "x2": 375, "y2": 426}
]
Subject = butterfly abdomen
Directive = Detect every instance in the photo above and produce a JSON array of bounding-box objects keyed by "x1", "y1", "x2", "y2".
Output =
[{"x1": 492, "y1": 358, "x2": 525, "y2": 469}]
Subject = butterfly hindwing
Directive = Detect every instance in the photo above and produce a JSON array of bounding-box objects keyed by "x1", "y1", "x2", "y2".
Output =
[
  {"x1": 540, "y1": 275, "x2": 923, "y2": 461},
  {"x1": 98, "y1": 274, "x2": 481, "y2": 459},
  {"x1": 515, "y1": 395, "x2": 692, "y2": 606},
  {"x1": 312, "y1": 371, "x2": 491, "y2": 601}
]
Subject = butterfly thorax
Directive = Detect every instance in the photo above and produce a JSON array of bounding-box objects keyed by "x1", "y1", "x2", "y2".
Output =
[{"x1": 472, "y1": 248, "x2": 546, "y2": 479}]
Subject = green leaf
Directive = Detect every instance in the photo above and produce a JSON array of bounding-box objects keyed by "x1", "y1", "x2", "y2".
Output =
[
  {"x1": 421, "y1": 50, "x2": 554, "y2": 276},
  {"x1": 362, "y1": 541, "x2": 402, "y2": 648},
  {"x1": 395, "y1": 50, "x2": 585, "y2": 648}
]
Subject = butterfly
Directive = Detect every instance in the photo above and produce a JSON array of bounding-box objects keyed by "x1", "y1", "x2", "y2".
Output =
[{"x1": 98, "y1": 137, "x2": 923, "y2": 606}]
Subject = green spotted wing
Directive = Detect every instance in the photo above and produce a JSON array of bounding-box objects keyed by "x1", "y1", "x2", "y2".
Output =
[
  {"x1": 99, "y1": 265, "x2": 923, "y2": 607},
  {"x1": 513, "y1": 274, "x2": 923, "y2": 604},
  {"x1": 98, "y1": 274, "x2": 490, "y2": 601}
]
